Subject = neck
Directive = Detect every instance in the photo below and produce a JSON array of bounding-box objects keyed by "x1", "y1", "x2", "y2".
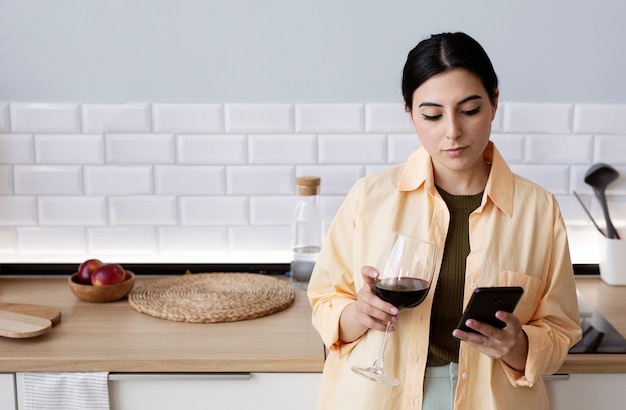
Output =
[{"x1": 432, "y1": 160, "x2": 490, "y2": 196}]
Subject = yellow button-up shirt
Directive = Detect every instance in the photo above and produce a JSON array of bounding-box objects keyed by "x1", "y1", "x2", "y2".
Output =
[{"x1": 307, "y1": 142, "x2": 582, "y2": 410}]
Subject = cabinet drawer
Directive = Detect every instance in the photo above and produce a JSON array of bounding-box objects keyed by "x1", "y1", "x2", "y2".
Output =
[{"x1": 109, "y1": 373, "x2": 322, "y2": 410}]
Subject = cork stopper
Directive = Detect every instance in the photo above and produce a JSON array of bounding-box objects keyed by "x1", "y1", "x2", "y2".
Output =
[{"x1": 296, "y1": 176, "x2": 321, "y2": 196}]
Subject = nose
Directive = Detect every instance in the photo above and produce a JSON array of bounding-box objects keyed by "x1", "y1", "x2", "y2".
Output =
[{"x1": 445, "y1": 115, "x2": 462, "y2": 140}]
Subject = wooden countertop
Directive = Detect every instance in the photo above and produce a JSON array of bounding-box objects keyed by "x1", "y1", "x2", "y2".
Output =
[
  {"x1": 558, "y1": 277, "x2": 626, "y2": 374},
  {"x1": 0, "y1": 276, "x2": 325, "y2": 373},
  {"x1": 0, "y1": 275, "x2": 625, "y2": 374}
]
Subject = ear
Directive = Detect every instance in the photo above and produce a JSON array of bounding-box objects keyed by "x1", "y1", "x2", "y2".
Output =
[{"x1": 491, "y1": 89, "x2": 499, "y2": 120}]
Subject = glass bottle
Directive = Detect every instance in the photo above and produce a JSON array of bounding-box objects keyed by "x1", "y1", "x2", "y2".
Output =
[{"x1": 291, "y1": 176, "x2": 324, "y2": 290}]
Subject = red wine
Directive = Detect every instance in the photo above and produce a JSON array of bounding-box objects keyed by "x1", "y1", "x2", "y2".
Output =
[{"x1": 374, "y1": 277, "x2": 430, "y2": 308}]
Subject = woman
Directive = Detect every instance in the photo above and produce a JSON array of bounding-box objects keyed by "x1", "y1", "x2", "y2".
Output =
[{"x1": 307, "y1": 32, "x2": 582, "y2": 410}]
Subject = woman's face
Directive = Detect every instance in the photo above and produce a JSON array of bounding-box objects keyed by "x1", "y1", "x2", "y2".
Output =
[{"x1": 408, "y1": 68, "x2": 498, "y2": 179}]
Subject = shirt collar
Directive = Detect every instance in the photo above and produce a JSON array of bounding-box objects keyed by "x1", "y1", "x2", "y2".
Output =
[{"x1": 398, "y1": 141, "x2": 514, "y2": 217}]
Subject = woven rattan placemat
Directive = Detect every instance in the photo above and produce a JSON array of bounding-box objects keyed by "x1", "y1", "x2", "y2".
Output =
[{"x1": 128, "y1": 273, "x2": 295, "y2": 323}]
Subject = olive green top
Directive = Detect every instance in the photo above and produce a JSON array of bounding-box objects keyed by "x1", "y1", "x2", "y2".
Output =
[{"x1": 427, "y1": 186, "x2": 483, "y2": 367}]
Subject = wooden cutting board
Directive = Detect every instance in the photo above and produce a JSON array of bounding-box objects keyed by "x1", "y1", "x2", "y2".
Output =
[
  {"x1": 0, "y1": 303, "x2": 61, "y2": 338},
  {"x1": 0, "y1": 303, "x2": 62, "y2": 326}
]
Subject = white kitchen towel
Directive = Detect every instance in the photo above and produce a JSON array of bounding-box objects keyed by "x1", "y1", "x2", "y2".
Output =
[{"x1": 21, "y1": 372, "x2": 110, "y2": 410}]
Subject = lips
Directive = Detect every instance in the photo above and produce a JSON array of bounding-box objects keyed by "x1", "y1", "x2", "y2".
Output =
[{"x1": 444, "y1": 146, "x2": 467, "y2": 157}]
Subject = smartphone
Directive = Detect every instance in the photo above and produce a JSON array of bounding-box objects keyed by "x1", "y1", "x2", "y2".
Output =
[{"x1": 456, "y1": 286, "x2": 524, "y2": 334}]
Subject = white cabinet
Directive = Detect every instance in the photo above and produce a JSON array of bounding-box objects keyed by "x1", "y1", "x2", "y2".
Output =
[
  {"x1": 109, "y1": 373, "x2": 322, "y2": 410},
  {"x1": 545, "y1": 373, "x2": 626, "y2": 410},
  {"x1": 0, "y1": 373, "x2": 16, "y2": 410}
]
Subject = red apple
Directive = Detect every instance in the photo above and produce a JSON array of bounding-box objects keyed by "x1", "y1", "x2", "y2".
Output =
[
  {"x1": 76, "y1": 258, "x2": 104, "y2": 284},
  {"x1": 91, "y1": 263, "x2": 126, "y2": 286}
]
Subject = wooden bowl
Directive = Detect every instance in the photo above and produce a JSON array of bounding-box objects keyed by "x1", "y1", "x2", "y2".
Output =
[{"x1": 68, "y1": 271, "x2": 135, "y2": 303}]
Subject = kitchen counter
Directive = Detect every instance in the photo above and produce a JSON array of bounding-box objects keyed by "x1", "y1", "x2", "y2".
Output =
[
  {"x1": 558, "y1": 277, "x2": 626, "y2": 374},
  {"x1": 0, "y1": 275, "x2": 325, "y2": 373},
  {"x1": 0, "y1": 275, "x2": 625, "y2": 374}
]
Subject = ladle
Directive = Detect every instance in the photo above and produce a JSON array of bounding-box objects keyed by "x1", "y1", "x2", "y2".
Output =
[{"x1": 584, "y1": 163, "x2": 620, "y2": 239}]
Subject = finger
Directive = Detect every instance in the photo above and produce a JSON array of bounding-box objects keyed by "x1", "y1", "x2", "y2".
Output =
[
  {"x1": 361, "y1": 266, "x2": 379, "y2": 287},
  {"x1": 495, "y1": 311, "x2": 522, "y2": 331}
]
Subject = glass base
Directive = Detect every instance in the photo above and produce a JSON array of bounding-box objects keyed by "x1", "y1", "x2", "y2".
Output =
[
  {"x1": 351, "y1": 365, "x2": 400, "y2": 386},
  {"x1": 290, "y1": 279, "x2": 309, "y2": 290}
]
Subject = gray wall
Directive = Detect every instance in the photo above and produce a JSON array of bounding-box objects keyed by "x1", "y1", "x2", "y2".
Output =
[{"x1": 1, "y1": 0, "x2": 625, "y2": 103}]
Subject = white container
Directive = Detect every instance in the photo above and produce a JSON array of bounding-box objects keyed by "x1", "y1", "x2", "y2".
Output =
[{"x1": 599, "y1": 235, "x2": 626, "y2": 286}]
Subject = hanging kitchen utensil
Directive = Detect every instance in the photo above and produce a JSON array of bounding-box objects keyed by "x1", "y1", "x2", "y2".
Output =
[
  {"x1": 584, "y1": 163, "x2": 620, "y2": 239},
  {"x1": 573, "y1": 191, "x2": 607, "y2": 237}
]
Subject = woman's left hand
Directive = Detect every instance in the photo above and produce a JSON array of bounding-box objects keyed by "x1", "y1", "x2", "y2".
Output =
[{"x1": 451, "y1": 311, "x2": 528, "y2": 372}]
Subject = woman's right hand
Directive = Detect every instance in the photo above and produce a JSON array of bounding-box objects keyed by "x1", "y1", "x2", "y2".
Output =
[
  {"x1": 355, "y1": 266, "x2": 400, "y2": 331},
  {"x1": 338, "y1": 266, "x2": 399, "y2": 343}
]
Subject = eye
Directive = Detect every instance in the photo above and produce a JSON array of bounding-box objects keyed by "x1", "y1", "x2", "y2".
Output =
[
  {"x1": 461, "y1": 107, "x2": 481, "y2": 116},
  {"x1": 422, "y1": 114, "x2": 442, "y2": 121}
]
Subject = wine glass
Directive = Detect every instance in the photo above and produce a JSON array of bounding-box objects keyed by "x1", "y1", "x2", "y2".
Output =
[{"x1": 351, "y1": 231, "x2": 437, "y2": 386}]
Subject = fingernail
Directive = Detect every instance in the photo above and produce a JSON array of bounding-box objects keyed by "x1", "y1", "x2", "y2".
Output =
[
  {"x1": 391, "y1": 315, "x2": 398, "y2": 323},
  {"x1": 390, "y1": 307, "x2": 398, "y2": 315}
]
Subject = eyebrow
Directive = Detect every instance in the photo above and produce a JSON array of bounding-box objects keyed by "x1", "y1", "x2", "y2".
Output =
[{"x1": 418, "y1": 94, "x2": 483, "y2": 108}]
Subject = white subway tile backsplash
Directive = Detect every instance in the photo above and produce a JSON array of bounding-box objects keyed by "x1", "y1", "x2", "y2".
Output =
[
  {"x1": 179, "y1": 196, "x2": 248, "y2": 225},
  {"x1": 503, "y1": 103, "x2": 573, "y2": 133},
  {"x1": 248, "y1": 134, "x2": 317, "y2": 164},
  {"x1": 225, "y1": 104, "x2": 294, "y2": 133},
  {"x1": 17, "y1": 227, "x2": 86, "y2": 254},
  {"x1": 593, "y1": 134, "x2": 626, "y2": 164},
  {"x1": 87, "y1": 226, "x2": 157, "y2": 255},
  {"x1": 0, "y1": 104, "x2": 9, "y2": 132},
  {"x1": 574, "y1": 104, "x2": 626, "y2": 134},
  {"x1": 0, "y1": 101, "x2": 622, "y2": 263},
  {"x1": 106, "y1": 134, "x2": 174, "y2": 164},
  {"x1": 155, "y1": 165, "x2": 226, "y2": 195},
  {"x1": 0, "y1": 197, "x2": 37, "y2": 225},
  {"x1": 388, "y1": 134, "x2": 420, "y2": 164},
  {"x1": 10, "y1": 103, "x2": 81, "y2": 133},
  {"x1": 525, "y1": 134, "x2": 593, "y2": 164},
  {"x1": 510, "y1": 164, "x2": 570, "y2": 194},
  {"x1": 295, "y1": 104, "x2": 364, "y2": 133},
  {"x1": 250, "y1": 196, "x2": 297, "y2": 225},
  {"x1": 365, "y1": 103, "x2": 412, "y2": 133},
  {"x1": 319, "y1": 134, "x2": 386, "y2": 164},
  {"x1": 38, "y1": 197, "x2": 106, "y2": 226},
  {"x1": 153, "y1": 104, "x2": 224, "y2": 133},
  {"x1": 110, "y1": 196, "x2": 177, "y2": 225},
  {"x1": 226, "y1": 165, "x2": 294, "y2": 195},
  {"x1": 35, "y1": 134, "x2": 104, "y2": 164},
  {"x1": 176, "y1": 134, "x2": 247, "y2": 164},
  {"x1": 157, "y1": 227, "x2": 228, "y2": 255},
  {"x1": 14, "y1": 165, "x2": 83, "y2": 195},
  {"x1": 82, "y1": 103, "x2": 151, "y2": 133},
  {"x1": 490, "y1": 133, "x2": 525, "y2": 164},
  {"x1": 0, "y1": 134, "x2": 33, "y2": 164},
  {"x1": 0, "y1": 228, "x2": 17, "y2": 254},
  {"x1": 84, "y1": 165, "x2": 153, "y2": 195},
  {"x1": 229, "y1": 226, "x2": 291, "y2": 252},
  {"x1": 0, "y1": 166, "x2": 12, "y2": 194}
]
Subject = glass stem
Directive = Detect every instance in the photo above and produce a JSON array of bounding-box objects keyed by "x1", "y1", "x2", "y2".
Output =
[{"x1": 372, "y1": 321, "x2": 393, "y2": 370}]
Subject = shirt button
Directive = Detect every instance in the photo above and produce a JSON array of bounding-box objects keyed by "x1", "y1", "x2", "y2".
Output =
[
  {"x1": 470, "y1": 282, "x2": 477, "y2": 290},
  {"x1": 462, "y1": 372, "x2": 469, "y2": 379}
]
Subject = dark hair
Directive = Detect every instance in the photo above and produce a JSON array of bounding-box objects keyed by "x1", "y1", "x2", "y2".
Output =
[{"x1": 401, "y1": 32, "x2": 498, "y2": 112}]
